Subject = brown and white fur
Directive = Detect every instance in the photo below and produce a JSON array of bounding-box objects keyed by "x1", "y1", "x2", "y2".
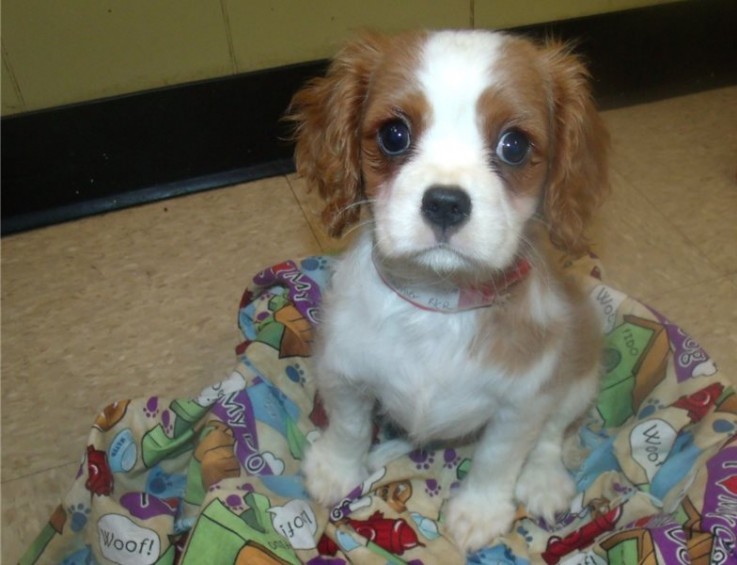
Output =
[{"x1": 288, "y1": 29, "x2": 609, "y2": 552}]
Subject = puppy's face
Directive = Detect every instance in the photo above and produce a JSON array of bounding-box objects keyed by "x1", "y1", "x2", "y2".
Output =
[
  {"x1": 363, "y1": 32, "x2": 552, "y2": 274},
  {"x1": 290, "y1": 31, "x2": 608, "y2": 274}
]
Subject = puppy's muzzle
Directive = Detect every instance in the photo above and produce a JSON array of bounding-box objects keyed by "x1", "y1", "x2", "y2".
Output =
[{"x1": 421, "y1": 185, "x2": 472, "y2": 240}]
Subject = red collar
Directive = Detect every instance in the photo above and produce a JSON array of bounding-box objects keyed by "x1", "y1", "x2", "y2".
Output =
[{"x1": 375, "y1": 257, "x2": 532, "y2": 313}]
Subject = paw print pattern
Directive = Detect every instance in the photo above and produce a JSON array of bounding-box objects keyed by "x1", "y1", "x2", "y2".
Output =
[
  {"x1": 612, "y1": 480, "x2": 634, "y2": 496},
  {"x1": 146, "y1": 466, "x2": 187, "y2": 499},
  {"x1": 67, "y1": 503, "x2": 91, "y2": 532},
  {"x1": 225, "y1": 494, "x2": 245, "y2": 511},
  {"x1": 285, "y1": 363, "x2": 306, "y2": 386},
  {"x1": 160, "y1": 409, "x2": 174, "y2": 436},
  {"x1": 299, "y1": 256, "x2": 335, "y2": 290},
  {"x1": 301, "y1": 256, "x2": 330, "y2": 272},
  {"x1": 424, "y1": 479, "x2": 441, "y2": 497},
  {"x1": 409, "y1": 449, "x2": 435, "y2": 470},
  {"x1": 143, "y1": 396, "x2": 160, "y2": 419},
  {"x1": 516, "y1": 525, "x2": 534, "y2": 544},
  {"x1": 443, "y1": 448, "x2": 461, "y2": 469},
  {"x1": 638, "y1": 398, "x2": 664, "y2": 419}
]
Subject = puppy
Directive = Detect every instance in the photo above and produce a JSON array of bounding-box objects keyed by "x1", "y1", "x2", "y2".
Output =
[{"x1": 289, "y1": 29, "x2": 608, "y2": 552}]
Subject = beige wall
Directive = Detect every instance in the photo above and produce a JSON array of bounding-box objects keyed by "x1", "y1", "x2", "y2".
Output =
[{"x1": 1, "y1": 0, "x2": 679, "y2": 116}]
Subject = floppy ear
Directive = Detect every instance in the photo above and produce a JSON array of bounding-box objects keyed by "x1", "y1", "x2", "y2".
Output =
[
  {"x1": 287, "y1": 34, "x2": 385, "y2": 238},
  {"x1": 543, "y1": 42, "x2": 610, "y2": 257}
]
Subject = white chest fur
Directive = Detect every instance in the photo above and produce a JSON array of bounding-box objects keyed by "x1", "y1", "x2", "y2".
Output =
[{"x1": 315, "y1": 235, "x2": 555, "y2": 444}]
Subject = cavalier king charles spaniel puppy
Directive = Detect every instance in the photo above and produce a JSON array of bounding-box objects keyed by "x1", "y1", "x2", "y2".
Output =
[{"x1": 289, "y1": 29, "x2": 609, "y2": 552}]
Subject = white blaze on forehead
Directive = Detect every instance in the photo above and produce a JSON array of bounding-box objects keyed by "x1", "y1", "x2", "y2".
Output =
[
  {"x1": 417, "y1": 31, "x2": 505, "y2": 168},
  {"x1": 374, "y1": 31, "x2": 526, "y2": 270}
]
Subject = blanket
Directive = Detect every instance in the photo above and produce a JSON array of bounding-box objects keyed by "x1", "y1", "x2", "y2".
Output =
[{"x1": 20, "y1": 256, "x2": 737, "y2": 564}]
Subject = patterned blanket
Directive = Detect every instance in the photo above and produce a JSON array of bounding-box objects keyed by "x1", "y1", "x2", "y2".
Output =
[{"x1": 21, "y1": 256, "x2": 737, "y2": 564}]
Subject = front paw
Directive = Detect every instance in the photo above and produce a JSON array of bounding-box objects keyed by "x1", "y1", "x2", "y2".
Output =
[
  {"x1": 302, "y1": 436, "x2": 368, "y2": 506},
  {"x1": 444, "y1": 487, "x2": 516, "y2": 553},
  {"x1": 515, "y1": 459, "x2": 575, "y2": 523}
]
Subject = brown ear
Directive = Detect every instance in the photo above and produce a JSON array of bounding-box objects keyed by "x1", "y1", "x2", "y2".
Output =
[
  {"x1": 543, "y1": 42, "x2": 610, "y2": 257},
  {"x1": 287, "y1": 34, "x2": 386, "y2": 238}
]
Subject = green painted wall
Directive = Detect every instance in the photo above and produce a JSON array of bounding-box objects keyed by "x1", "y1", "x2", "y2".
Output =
[{"x1": 1, "y1": 0, "x2": 680, "y2": 115}]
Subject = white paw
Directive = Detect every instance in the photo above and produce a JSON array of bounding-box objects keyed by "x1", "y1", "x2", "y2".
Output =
[
  {"x1": 301, "y1": 437, "x2": 368, "y2": 506},
  {"x1": 515, "y1": 459, "x2": 575, "y2": 523},
  {"x1": 444, "y1": 487, "x2": 516, "y2": 553}
]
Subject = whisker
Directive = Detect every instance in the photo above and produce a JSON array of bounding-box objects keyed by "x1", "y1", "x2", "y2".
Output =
[
  {"x1": 342, "y1": 216, "x2": 376, "y2": 239},
  {"x1": 338, "y1": 197, "x2": 376, "y2": 214}
]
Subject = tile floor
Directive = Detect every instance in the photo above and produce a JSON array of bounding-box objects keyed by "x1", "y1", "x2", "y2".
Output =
[{"x1": 2, "y1": 86, "x2": 736, "y2": 563}]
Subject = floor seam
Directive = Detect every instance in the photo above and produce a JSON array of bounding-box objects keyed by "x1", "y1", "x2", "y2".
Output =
[
  {"x1": 608, "y1": 164, "x2": 729, "y2": 279},
  {"x1": 2, "y1": 460, "x2": 78, "y2": 485},
  {"x1": 284, "y1": 174, "x2": 327, "y2": 254}
]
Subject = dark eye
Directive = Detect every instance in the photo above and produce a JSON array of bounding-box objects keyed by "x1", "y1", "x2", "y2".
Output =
[
  {"x1": 496, "y1": 129, "x2": 531, "y2": 166},
  {"x1": 378, "y1": 119, "x2": 411, "y2": 156}
]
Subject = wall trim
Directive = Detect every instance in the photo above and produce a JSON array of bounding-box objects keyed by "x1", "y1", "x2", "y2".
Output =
[{"x1": 2, "y1": 0, "x2": 735, "y2": 235}]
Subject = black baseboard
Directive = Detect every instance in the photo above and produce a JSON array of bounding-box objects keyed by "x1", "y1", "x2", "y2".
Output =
[
  {"x1": 2, "y1": 0, "x2": 736, "y2": 235},
  {"x1": 1, "y1": 61, "x2": 326, "y2": 235},
  {"x1": 514, "y1": 0, "x2": 737, "y2": 109}
]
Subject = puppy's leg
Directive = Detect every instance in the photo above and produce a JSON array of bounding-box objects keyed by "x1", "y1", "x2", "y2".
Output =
[
  {"x1": 514, "y1": 417, "x2": 576, "y2": 524},
  {"x1": 444, "y1": 406, "x2": 547, "y2": 552},
  {"x1": 302, "y1": 376, "x2": 374, "y2": 506},
  {"x1": 515, "y1": 375, "x2": 597, "y2": 523}
]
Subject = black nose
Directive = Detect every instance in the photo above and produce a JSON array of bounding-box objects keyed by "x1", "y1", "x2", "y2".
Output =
[{"x1": 421, "y1": 186, "x2": 472, "y2": 232}]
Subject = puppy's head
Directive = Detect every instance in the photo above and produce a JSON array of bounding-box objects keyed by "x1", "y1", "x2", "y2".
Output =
[{"x1": 289, "y1": 30, "x2": 608, "y2": 274}]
